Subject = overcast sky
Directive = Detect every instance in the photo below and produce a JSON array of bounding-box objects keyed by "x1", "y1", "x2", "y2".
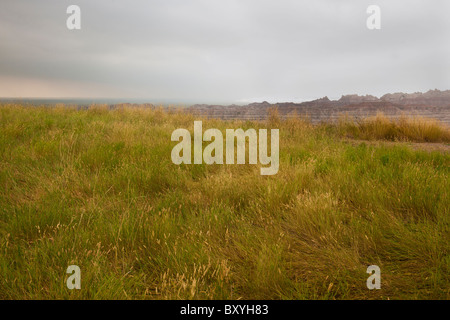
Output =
[{"x1": 0, "y1": 0, "x2": 449, "y2": 103}]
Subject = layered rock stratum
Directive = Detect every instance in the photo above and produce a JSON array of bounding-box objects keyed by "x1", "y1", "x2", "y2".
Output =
[{"x1": 186, "y1": 89, "x2": 450, "y2": 125}]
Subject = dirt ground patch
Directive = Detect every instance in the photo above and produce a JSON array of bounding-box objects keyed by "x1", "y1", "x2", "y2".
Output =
[{"x1": 343, "y1": 139, "x2": 450, "y2": 153}]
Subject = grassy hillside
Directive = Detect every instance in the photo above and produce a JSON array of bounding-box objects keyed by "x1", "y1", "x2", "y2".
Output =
[{"x1": 0, "y1": 104, "x2": 449, "y2": 299}]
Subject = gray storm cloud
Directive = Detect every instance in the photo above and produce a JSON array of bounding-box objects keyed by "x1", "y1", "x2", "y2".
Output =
[{"x1": 0, "y1": 0, "x2": 449, "y2": 103}]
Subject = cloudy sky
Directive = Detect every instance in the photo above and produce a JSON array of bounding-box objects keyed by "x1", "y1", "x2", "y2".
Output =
[{"x1": 0, "y1": 0, "x2": 449, "y2": 103}]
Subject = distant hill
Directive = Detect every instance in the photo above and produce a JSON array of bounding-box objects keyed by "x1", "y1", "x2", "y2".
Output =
[{"x1": 187, "y1": 89, "x2": 450, "y2": 124}]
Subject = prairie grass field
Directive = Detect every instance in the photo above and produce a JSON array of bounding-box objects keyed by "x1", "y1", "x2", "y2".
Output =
[{"x1": 0, "y1": 104, "x2": 449, "y2": 299}]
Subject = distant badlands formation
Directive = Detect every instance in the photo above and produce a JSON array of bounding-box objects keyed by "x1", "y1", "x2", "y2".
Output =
[{"x1": 186, "y1": 89, "x2": 450, "y2": 125}]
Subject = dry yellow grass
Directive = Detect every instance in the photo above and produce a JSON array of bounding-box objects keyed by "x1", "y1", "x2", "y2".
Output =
[{"x1": 336, "y1": 112, "x2": 450, "y2": 142}]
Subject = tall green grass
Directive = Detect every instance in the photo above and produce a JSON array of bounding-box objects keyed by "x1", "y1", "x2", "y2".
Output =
[{"x1": 0, "y1": 104, "x2": 448, "y2": 299}]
